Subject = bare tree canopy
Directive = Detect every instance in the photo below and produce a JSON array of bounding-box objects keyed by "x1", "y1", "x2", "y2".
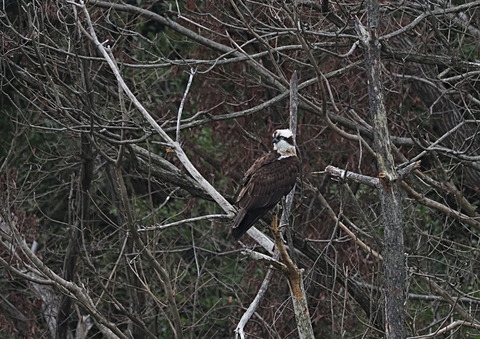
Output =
[{"x1": 1, "y1": 0, "x2": 479, "y2": 338}]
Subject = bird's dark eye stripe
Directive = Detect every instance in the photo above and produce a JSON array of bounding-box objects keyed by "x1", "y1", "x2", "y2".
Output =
[
  {"x1": 275, "y1": 135, "x2": 292, "y2": 140},
  {"x1": 272, "y1": 134, "x2": 294, "y2": 144}
]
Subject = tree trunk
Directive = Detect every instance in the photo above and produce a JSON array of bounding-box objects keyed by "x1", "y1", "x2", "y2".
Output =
[{"x1": 356, "y1": 1, "x2": 407, "y2": 338}]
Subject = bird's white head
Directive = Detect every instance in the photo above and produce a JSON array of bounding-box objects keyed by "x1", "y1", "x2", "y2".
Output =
[{"x1": 272, "y1": 129, "x2": 296, "y2": 156}]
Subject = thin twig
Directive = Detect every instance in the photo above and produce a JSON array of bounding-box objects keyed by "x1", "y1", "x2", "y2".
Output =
[
  {"x1": 139, "y1": 214, "x2": 230, "y2": 232},
  {"x1": 234, "y1": 268, "x2": 275, "y2": 339},
  {"x1": 176, "y1": 68, "x2": 196, "y2": 142},
  {"x1": 315, "y1": 188, "x2": 383, "y2": 261}
]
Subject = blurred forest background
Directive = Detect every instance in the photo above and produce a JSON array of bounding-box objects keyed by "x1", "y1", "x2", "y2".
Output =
[{"x1": 1, "y1": 0, "x2": 479, "y2": 338}]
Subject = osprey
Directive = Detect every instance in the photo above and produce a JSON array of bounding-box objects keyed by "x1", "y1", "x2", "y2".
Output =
[{"x1": 232, "y1": 129, "x2": 299, "y2": 239}]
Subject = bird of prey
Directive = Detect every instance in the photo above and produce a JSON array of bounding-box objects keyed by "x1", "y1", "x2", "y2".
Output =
[{"x1": 232, "y1": 129, "x2": 299, "y2": 239}]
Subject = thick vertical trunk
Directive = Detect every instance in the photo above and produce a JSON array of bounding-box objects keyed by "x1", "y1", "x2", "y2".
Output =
[
  {"x1": 379, "y1": 187, "x2": 406, "y2": 339},
  {"x1": 356, "y1": 1, "x2": 407, "y2": 338}
]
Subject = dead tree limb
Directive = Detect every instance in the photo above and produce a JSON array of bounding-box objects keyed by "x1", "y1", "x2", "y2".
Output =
[{"x1": 272, "y1": 216, "x2": 314, "y2": 339}]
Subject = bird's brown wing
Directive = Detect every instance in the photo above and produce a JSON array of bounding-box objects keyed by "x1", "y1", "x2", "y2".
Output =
[
  {"x1": 236, "y1": 154, "x2": 299, "y2": 211},
  {"x1": 232, "y1": 153, "x2": 299, "y2": 239}
]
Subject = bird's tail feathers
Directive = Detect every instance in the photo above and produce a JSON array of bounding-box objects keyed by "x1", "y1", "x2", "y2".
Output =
[{"x1": 231, "y1": 208, "x2": 267, "y2": 239}]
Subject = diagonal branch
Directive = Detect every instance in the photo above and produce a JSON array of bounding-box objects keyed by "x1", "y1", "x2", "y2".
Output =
[
  {"x1": 75, "y1": 0, "x2": 233, "y2": 215},
  {"x1": 74, "y1": 0, "x2": 279, "y2": 253}
]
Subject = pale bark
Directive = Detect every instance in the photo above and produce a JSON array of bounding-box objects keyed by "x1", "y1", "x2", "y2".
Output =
[{"x1": 234, "y1": 268, "x2": 275, "y2": 339}]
